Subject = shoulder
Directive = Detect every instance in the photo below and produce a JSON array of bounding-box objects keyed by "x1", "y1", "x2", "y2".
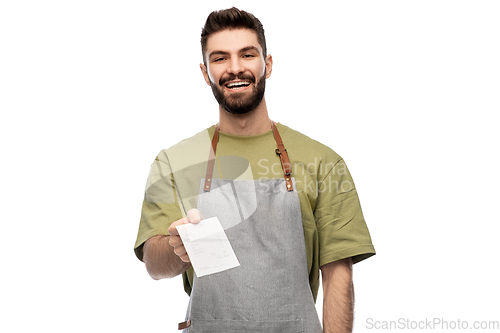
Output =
[
  {"x1": 277, "y1": 123, "x2": 343, "y2": 167},
  {"x1": 156, "y1": 125, "x2": 216, "y2": 165}
]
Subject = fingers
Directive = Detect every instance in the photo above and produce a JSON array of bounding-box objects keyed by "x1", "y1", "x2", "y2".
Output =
[
  {"x1": 172, "y1": 243, "x2": 190, "y2": 263},
  {"x1": 167, "y1": 209, "x2": 202, "y2": 236},
  {"x1": 168, "y1": 236, "x2": 191, "y2": 262},
  {"x1": 166, "y1": 209, "x2": 202, "y2": 263},
  {"x1": 187, "y1": 208, "x2": 202, "y2": 224},
  {"x1": 179, "y1": 254, "x2": 190, "y2": 262},
  {"x1": 168, "y1": 234, "x2": 183, "y2": 247},
  {"x1": 167, "y1": 218, "x2": 186, "y2": 236}
]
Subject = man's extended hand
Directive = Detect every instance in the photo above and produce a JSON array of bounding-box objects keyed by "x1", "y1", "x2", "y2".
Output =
[
  {"x1": 167, "y1": 208, "x2": 202, "y2": 262},
  {"x1": 143, "y1": 209, "x2": 202, "y2": 279}
]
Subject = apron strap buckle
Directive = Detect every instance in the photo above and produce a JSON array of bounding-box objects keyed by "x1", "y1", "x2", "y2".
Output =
[{"x1": 178, "y1": 319, "x2": 191, "y2": 330}]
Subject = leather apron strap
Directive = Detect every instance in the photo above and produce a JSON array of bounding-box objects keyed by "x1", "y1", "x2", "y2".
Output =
[
  {"x1": 203, "y1": 123, "x2": 220, "y2": 192},
  {"x1": 271, "y1": 121, "x2": 294, "y2": 191},
  {"x1": 203, "y1": 121, "x2": 293, "y2": 192}
]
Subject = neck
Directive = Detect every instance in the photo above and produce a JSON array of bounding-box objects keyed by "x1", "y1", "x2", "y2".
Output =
[{"x1": 218, "y1": 97, "x2": 272, "y2": 136}]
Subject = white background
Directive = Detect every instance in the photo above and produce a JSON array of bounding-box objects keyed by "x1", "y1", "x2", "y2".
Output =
[{"x1": 1, "y1": 1, "x2": 499, "y2": 332}]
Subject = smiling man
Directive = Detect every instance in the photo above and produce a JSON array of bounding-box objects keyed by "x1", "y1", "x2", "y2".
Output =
[
  {"x1": 201, "y1": 27, "x2": 272, "y2": 132},
  {"x1": 204, "y1": 32, "x2": 267, "y2": 115},
  {"x1": 134, "y1": 7, "x2": 375, "y2": 333}
]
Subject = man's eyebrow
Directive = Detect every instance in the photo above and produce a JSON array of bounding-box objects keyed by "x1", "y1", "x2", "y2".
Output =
[
  {"x1": 208, "y1": 50, "x2": 229, "y2": 58},
  {"x1": 239, "y1": 46, "x2": 260, "y2": 53},
  {"x1": 208, "y1": 46, "x2": 260, "y2": 59}
]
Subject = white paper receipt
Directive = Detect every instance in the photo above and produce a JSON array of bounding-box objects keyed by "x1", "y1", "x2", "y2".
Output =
[{"x1": 176, "y1": 217, "x2": 240, "y2": 277}]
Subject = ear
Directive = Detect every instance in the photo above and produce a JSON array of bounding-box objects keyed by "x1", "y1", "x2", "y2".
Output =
[
  {"x1": 264, "y1": 54, "x2": 273, "y2": 79},
  {"x1": 200, "y1": 63, "x2": 211, "y2": 86}
]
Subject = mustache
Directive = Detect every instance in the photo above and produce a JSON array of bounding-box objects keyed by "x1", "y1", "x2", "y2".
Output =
[{"x1": 219, "y1": 73, "x2": 255, "y2": 86}]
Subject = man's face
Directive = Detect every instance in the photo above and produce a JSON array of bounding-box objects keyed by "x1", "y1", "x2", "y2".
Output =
[{"x1": 200, "y1": 29, "x2": 272, "y2": 115}]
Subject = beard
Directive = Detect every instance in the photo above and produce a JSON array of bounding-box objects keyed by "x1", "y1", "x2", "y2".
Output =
[{"x1": 209, "y1": 71, "x2": 266, "y2": 115}]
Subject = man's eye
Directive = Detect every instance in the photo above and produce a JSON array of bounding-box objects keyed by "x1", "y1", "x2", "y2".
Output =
[
  {"x1": 243, "y1": 54, "x2": 254, "y2": 58},
  {"x1": 213, "y1": 58, "x2": 225, "y2": 62}
]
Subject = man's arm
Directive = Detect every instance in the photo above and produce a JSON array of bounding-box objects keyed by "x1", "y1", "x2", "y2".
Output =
[
  {"x1": 143, "y1": 235, "x2": 190, "y2": 279},
  {"x1": 142, "y1": 209, "x2": 202, "y2": 280},
  {"x1": 321, "y1": 257, "x2": 354, "y2": 333}
]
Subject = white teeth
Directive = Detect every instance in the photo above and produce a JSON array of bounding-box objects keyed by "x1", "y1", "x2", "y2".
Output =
[{"x1": 227, "y1": 81, "x2": 250, "y2": 88}]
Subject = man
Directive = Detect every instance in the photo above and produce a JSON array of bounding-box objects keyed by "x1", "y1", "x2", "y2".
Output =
[{"x1": 134, "y1": 7, "x2": 375, "y2": 333}]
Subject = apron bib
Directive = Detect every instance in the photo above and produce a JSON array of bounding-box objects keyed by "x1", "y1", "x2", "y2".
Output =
[{"x1": 179, "y1": 122, "x2": 322, "y2": 333}]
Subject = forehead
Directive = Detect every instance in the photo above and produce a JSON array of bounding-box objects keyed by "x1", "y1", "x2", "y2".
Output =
[{"x1": 205, "y1": 28, "x2": 262, "y2": 56}]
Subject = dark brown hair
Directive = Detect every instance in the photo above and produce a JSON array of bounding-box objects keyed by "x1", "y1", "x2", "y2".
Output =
[{"x1": 201, "y1": 7, "x2": 267, "y2": 64}]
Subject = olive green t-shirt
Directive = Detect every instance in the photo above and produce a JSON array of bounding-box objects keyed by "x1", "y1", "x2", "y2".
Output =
[{"x1": 134, "y1": 123, "x2": 375, "y2": 301}]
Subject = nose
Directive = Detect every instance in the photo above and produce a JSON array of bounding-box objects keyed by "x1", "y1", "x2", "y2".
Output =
[{"x1": 227, "y1": 56, "x2": 245, "y2": 75}]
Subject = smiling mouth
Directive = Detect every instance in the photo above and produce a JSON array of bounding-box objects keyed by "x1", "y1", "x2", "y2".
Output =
[{"x1": 224, "y1": 81, "x2": 251, "y2": 90}]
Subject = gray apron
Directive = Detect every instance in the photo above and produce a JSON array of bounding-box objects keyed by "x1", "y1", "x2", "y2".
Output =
[{"x1": 179, "y1": 122, "x2": 322, "y2": 333}]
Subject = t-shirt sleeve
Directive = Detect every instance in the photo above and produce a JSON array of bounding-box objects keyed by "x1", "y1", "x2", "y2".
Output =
[
  {"x1": 134, "y1": 153, "x2": 184, "y2": 262},
  {"x1": 315, "y1": 158, "x2": 375, "y2": 266}
]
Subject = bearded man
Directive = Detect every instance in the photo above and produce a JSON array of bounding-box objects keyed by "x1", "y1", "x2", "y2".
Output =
[{"x1": 134, "y1": 7, "x2": 375, "y2": 333}]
